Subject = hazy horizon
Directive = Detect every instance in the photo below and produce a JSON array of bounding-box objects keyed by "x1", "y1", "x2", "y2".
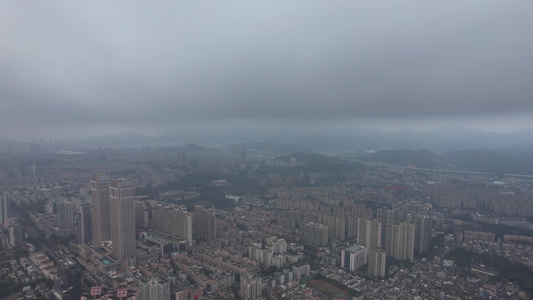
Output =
[
  {"x1": 4, "y1": 123, "x2": 533, "y2": 145},
  {"x1": 2, "y1": 1, "x2": 533, "y2": 141}
]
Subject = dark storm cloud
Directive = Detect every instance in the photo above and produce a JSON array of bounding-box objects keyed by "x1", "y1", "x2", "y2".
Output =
[{"x1": 1, "y1": 1, "x2": 533, "y2": 138}]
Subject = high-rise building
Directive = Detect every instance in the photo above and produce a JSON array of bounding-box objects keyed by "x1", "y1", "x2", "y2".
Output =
[
  {"x1": 152, "y1": 203, "x2": 193, "y2": 242},
  {"x1": 135, "y1": 200, "x2": 151, "y2": 229},
  {"x1": 319, "y1": 214, "x2": 345, "y2": 241},
  {"x1": 385, "y1": 222, "x2": 415, "y2": 262},
  {"x1": 409, "y1": 213, "x2": 432, "y2": 254},
  {"x1": 368, "y1": 247, "x2": 386, "y2": 278},
  {"x1": 266, "y1": 236, "x2": 287, "y2": 254},
  {"x1": 178, "y1": 152, "x2": 188, "y2": 166},
  {"x1": 241, "y1": 275, "x2": 262, "y2": 300},
  {"x1": 91, "y1": 174, "x2": 111, "y2": 243},
  {"x1": 8, "y1": 223, "x2": 24, "y2": 247},
  {"x1": 45, "y1": 202, "x2": 54, "y2": 214},
  {"x1": 149, "y1": 277, "x2": 170, "y2": 300},
  {"x1": 292, "y1": 264, "x2": 310, "y2": 279},
  {"x1": 385, "y1": 209, "x2": 397, "y2": 223},
  {"x1": 55, "y1": 255, "x2": 82, "y2": 300},
  {"x1": 78, "y1": 202, "x2": 92, "y2": 245},
  {"x1": 302, "y1": 222, "x2": 328, "y2": 247},
  {"x1": 341, "y1": 244, "x2": 367, "y2": 272},
  {"x1": 0, "y1": 194, "x2": 9, "y2": 228},
  {"x1": 248, "y1": 242, "x2": 274, "y2": 266},
  {"x1": 57, "y1": 200, "x2": 75, "y2": 236},
  {"x1": 137, "y1": 276, "x2": 170, "y2": 300},
  {"x1": 346, "y1": 215, "x2": 358, "y2": 239},
  {"x1": 193, "y1": 205, "x2": 216, "y2": 241},
  {"x1": 110, "y1": 179, "x2": 136, "y2": 268},
  {"x1": 357, "y1": 218, "x2": 382, "y2": 249}
]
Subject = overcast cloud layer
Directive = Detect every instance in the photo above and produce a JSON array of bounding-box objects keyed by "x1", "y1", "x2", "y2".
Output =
[{"x1": 1, "y1": 1, "x2": 533, "y2": 140}]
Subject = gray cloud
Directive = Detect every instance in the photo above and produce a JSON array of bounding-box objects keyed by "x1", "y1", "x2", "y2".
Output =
[{"x1": 1, "y1": 1, "x2": 533, "y2": 139}]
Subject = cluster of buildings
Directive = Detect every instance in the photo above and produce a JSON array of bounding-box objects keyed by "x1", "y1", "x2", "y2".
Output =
[
  {"x1": 275, "y1": 189, "x2": 433, "y2": 271},
  {"x1": 3, "y1": 144, "x2": 533, "y2": 299},
  {"x1": 6, "y1": 172, "x2": 219, "y2": 300},
  {"x1": 0, "y1": 193, "x2": 25, "y2": 248},
  {"x1": 424, "y1": 181, "x2": 533, "y2": 217},
  {"x1": 248, "y1": 237, "x2": 303, "y2": 268}
]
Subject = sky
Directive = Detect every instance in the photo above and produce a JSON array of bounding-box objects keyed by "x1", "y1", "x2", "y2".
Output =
[{"x1": 1, "y1": 1, "x2": 533, "y2": 141}]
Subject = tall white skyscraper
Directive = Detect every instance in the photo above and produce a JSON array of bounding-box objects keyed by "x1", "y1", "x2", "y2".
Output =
[
  {"x1": 110, "y1": 179, "x2": 136, "y2": 269},
  {"x1": 91, "y1": 174, "x2": 111, "y2": 243}
]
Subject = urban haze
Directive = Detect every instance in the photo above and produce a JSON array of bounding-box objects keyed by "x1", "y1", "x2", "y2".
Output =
[
  {"x1": 1, "y1": 1, "x2": 533, "y2": 139},
  {"x1": 2, "y1": 1, "x2": 533, "y2": 300}
]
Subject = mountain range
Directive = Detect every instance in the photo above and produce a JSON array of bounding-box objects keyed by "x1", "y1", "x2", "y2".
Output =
[
  {"x1": 27, "y1": 126, "x2": 533, "y2": 152},
  {"x1": 3, "y1": 126, "x2": 533, "y2": 175}
]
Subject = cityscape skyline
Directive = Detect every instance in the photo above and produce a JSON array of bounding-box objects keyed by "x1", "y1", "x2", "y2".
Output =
[
  {"x1": 2, "y1": 2, "x2": 533, "y2": 297},
  {"x1": 2, "y1": 135, "x2": 533, "y2": 298}
]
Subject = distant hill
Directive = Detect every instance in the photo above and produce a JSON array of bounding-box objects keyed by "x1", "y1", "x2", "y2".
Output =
[
  {"x1": 442, "y1": 149, "x2": 533, "y2": 176},
  {"x1": 359, "y1": 149, "x2": 448, "y2": 169},
  {"x1": 297, "y1": 126, "x2": 533, "y2": 153},
  {"x1": 275, "y1": 152, "x2": 369, "y2": 173},
  {"x1": 243, "y1": 141, "x2": 311, "y2": 155},
  {"x1": 69, "y1": 126, "x2": 533, "y2": 152},
  {"x1": 76, "y1": 131, "x2": 151, "y2": 146},
  {"x1": 177, "y1": 143, "x2": 221, "y2": 153},
  {"x1": 359, "y1": 148, "x2": 533, "y2": 176},
  {"x1": 0, "y1": 137, "x2": 21, "y2": 145},
  {"x1": 159, "y1": 143, "x2": 222, "y2": 154},
  {"x1": 0, "y1": 137, "x2": 24, "y2": 151}
]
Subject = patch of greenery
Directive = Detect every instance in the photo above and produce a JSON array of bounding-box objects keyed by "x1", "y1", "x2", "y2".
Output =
[
  {"x1": 479, "y1": 223, "x2": 533, "y2": 240},
  {"x1": 260, "y1": 265, "x2": 278, "y2": 276},
  {"x1": 312, "y1": 273, "x2": 360, "y2": 297},
  {"x1": 447, "y1": 248, "x2": 475, "y2": 267},
  {"x1": 50, "y1": 233, "x2": 76, "y2": 246},
  {"x1": 444, "y1": 149, "x2": 533, "y2": 176},
  {"x1": 360, "y1": 149, "x2": 445, "y2": 169},
  {"x1": 11, "y1": 198, "x2": 47, "y2": 214},
  {"x1": 0, "y1": 274, "x2": 53, "y2": 297},
  {"x1": 139, "y1": 171, "x2": 267, "y2": 208},
  {"x1": 0, "y1": 247, "x2": 28, "y2": 261},
  {"x1": 135, "y1": 184, "x2": 158, "y2": 198},
  {"x1": 453, "y1": 214, "x2": 473, "y2": 222},
  {"x1": 386, "y1": 256, "x2": 414, "y2": 270},
  {"x1": 429, "y1": 234, "x2": 445, "y2": 250},
  {"x1": 271, "y1": 153, "x2": 369, "y2": 174},
  {"x1": 447, "y1": 248, "x2": 533, "y2": 294},
  {"x1": 450, "y1": 215, "x2": 533, "y2": 240}
]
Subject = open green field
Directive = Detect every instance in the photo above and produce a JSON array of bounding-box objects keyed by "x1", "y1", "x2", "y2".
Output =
[{"x1": 309, "y1": 279, "x2": 348, "y2": 299}]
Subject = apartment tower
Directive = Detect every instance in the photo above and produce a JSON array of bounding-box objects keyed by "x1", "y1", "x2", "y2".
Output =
[
  {"x1": 368, "y1": 247, "x2": 386, "y2": 278},
  {"x1": 385, "y1": 221, "x2": 415, "y2": 262},
  {"x1": 357, "y1": 218, "x2": 382, "y2": 249},
  {"x1": 193, "y1": 205, "x2": 217, "y2": 241},
  {"x1": 57, "y1": 200, "x2": 75, "y2": 236},
  {"x1": 0, "y1": 194, "x2": 9, "y2": 228}
]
